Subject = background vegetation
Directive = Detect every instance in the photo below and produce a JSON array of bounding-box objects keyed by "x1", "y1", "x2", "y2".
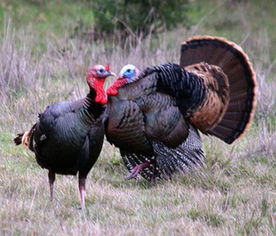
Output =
[{"x1": 0, "y1": 0, "x2": 275, "y2": 235}]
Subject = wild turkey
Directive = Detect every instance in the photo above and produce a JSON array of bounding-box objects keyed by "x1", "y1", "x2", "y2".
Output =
[
  {"x1": 105, "y1": 36, "x2": 257, "y2": 182},
  {"x1": 14, "y1": 65, "x2": 116, "y2": 208}
]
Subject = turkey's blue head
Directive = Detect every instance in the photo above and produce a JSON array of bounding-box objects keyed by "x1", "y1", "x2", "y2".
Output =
[
  {"x1": 107, "y1": 64, "x2": 140, "y2": 96},
  {"x1": 86, "y1": 64, "x2": 116, "y2": 104},
  {"x1": 118, "y1": 64, "x2": 140, "y2": 83}
]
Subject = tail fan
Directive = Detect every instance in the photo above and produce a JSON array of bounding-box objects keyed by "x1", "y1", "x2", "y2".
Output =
[
  {"x1": 180, "y1": 36, "x2": 257, "y2": 144},
  {"x1": 121, "y1": 125, "x2": 204, "y2": 181}
]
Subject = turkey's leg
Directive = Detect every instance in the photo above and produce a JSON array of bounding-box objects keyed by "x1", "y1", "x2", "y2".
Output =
[
  {"x1": 78, "y1": 177, "x2": 86, "y2": 209},
  {"x1": 151, "y1": 159, "x2": 157, "y2": 184},
  {"x1": 125, "y1": 161, "x2": 152, "y2": 179},
  {"x1": 48, "y1": 171, "x2": 55, "y2": 201}
]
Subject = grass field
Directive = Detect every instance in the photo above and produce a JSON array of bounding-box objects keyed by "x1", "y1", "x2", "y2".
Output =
[{"x1": 0, "y1": 0, "x2": 275, "y2": 235}]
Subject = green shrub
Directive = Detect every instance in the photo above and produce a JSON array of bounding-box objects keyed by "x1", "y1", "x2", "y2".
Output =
[{"x1": 90, "y1": 0, "x2": 190, "y2": 39}]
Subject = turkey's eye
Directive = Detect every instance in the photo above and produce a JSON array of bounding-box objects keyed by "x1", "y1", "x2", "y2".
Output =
[
  {"x1": 99, "y1": 69, "x2": 104, "y2": 73},
  {"x1": 126, "y1": 69, "x2": 131, "y2": 73}
]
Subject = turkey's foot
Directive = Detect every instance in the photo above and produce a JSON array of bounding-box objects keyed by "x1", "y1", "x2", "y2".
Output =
[
  {"x1": 150, "y1": 161, "x2": 157, "y2": 184},
  {"x1": 48, "y1": 171, "x2": 55, "y2": 201},
  {"x1": 125, "y1": 161, "x2": 153, "y2": 180},
  {"x1": 78, "y1": 177, "x2": 86, "y2": 209}
]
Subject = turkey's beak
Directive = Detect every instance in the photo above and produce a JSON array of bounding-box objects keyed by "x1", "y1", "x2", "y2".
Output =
[
  {"x1": 116, "y1": 71, "x2": 125, "y2": 80},
  {"x1": 117, "y1": 73, "x2": 126, "y2": 81},
  {"x1": 105, "y1": 71, "x2": 116, "y2": 78},
  {"x1": 110, "y1": 72, "x2": 117, "y2": 77}
]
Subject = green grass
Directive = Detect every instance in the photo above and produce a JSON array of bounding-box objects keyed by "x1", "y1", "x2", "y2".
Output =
[
  {"x1": 0, "y1": 0, "x2": 94, "y2": 37},
  {"x1": 0, "y1": 0, "x2": 276, "y2": 235},
  {"x1": 1, "y1": 137, "x2": 275, "y2": 235},
  {"x1": 185, "y1": 0, "x2": 276, "y2": 75}
]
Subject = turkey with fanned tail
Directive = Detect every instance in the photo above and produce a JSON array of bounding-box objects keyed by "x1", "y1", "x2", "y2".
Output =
[
  {"x1": 14, "y1": 64, "x2": 116, "y2": 208},
  {"x1": 105, "y1": 36, "x2": 257, "y2": 182}
]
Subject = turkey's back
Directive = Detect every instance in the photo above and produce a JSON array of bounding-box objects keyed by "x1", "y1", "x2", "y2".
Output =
[
  {"x1": 106, "y1": 75, "x2": 189, "y2": 154},
  {"x1": 31, "y1": 99, "x2": 104, "y2": 175}
]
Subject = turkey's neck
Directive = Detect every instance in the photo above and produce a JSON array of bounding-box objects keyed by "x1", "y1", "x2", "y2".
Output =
[{"x1": 81, "y1": 89, "x2": 105, "y2": 121}]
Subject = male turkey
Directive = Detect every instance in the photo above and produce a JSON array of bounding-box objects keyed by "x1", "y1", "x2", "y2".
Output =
[
  {"x1": 106, "y1": 36, "x2": 257, "y2": 182},
  {"x1": 14, "y1": 65, "x2": 115, "y2": 208}
]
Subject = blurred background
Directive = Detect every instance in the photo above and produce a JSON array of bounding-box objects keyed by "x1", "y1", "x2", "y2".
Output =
[
  {"x1": 1, "y1": 0, "x2": 275, "y2": 136},
  {"x1": 0, "y1": 0, "x2": 275, "y2": 235}
]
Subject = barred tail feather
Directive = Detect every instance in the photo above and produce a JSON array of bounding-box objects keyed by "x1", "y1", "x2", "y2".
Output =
[
  {"x1": 13, "y1": 123, "x2": 36, "y2": 148},
  {"x1": 180, "y1": 36, "x2": 257, "y2": 144},
  {"x1": 14, "y1": 131, "x2": 30, "y2": 147},
  {"x1": 121, "y1": 125, "x2": 204, "y2": 181},
  {"x1": 14, "y1": 133, "x2": 24, "y2": 145}
]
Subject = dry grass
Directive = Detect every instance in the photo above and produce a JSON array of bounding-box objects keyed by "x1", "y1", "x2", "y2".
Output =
[{"x1": 1, "y1": 6, "x2": 276, "y2": 236}]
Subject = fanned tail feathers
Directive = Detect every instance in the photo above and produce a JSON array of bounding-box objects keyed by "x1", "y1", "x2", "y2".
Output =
[
  {"x1": 122, "y1": 125, "x2": 204, "y2": 181},
  {"x1": 180, "y1": 36, "x2": 257, "y2": 143}
]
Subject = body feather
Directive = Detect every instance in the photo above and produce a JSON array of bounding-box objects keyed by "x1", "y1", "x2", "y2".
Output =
[
  {"x1": 26, "y1": 94, "x2": 105, "y2": 175},
  {"x1": 14, "y1": 64, "x2": 114, "y2": 208}
]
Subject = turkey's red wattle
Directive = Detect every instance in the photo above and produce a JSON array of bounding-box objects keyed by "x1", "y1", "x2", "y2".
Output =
[
  {"x1": 107, "y1": 79, "x2": 127, "y2": 96},
  {"x1": 93, "y1": 78, "x2": 107, "y2": 105}
]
